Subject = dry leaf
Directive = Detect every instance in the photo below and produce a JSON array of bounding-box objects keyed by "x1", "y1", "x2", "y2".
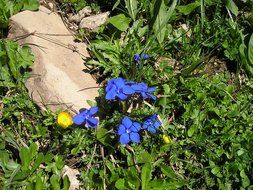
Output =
[{"x1": 62, "y1": 165, "x2": 81, "y2": 190}]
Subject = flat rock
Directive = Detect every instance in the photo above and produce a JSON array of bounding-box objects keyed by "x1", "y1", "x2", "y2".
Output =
[
  {"x1": 8, "y1": 6, "x2": 98, "y2": 112},
  {"x1": 79, "y1": 12, "x2": 109, "y2": 30},
  {"x1": 68, "y1": 6, "x2": 92, "y2": 23}
]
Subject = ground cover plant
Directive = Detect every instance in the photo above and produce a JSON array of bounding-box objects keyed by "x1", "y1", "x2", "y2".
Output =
[{"x1": 0, "y1": 0, "x2": 253, "y2": 189}]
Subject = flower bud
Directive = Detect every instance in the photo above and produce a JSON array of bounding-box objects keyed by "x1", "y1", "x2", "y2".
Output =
[{"x1": 163, "y1": 135, "x2": 172, "y2": 144}]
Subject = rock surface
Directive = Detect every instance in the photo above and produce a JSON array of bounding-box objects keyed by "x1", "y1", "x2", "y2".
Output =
[
  {"x1": 79, "y1": 12, "x2": 109, "y2": 30},
  {"x1": 8, "y1": 6, "x2": 98, "y2": 112},
  {"x1": 68, "y1": 6, "x2": 92, "y2": 23}
]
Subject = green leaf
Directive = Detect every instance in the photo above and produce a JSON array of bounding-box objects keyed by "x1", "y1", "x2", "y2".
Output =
[
  {"x1": 2, "y1": 40, "x2": 34, "y2": 83},
  {"x1": 152, "y1": 0, "x2": 177, "y2": 43},
  {"x1": 109, "y1": 14, "x2": 131, "y2": 31},
  {"x1": 125, "y1": 169, "x2": 140, "y2": 189},
  {"x1": 112, "y1": 0, "x2": 121, "y2": 10},
  {"x1": 4, "y1": 40, "x2": 19, "y2": 79},
  {"x1": 26, "y1": 183, "x2": 35, "y2": 190},
  {"x1": 115, "y1": 179, "x2": 126, "y2": 190},
  {"x1": 244, "y1": 33, "x2": 253, "y2": 77},
  {"x1": 237, "y1": 148, "x2": 245, "y2": 156},
  {"x1": 141, "y1": 163, "x2": 152, "y2": 190},
  {"x1": 0, "y1": 1, "x2": 15, "y2": 28},
  {"x1": 248, "y1": 33, "x2": 253, "y2": 65},
  {"x1": 86, "y1": 100, "x2": 97, "y2": 107},
  {"x1": 240, "y1": 170, "x2": 250, "y2": 188},
  {"x1": 124, "y1": 0, "x2": 138, "y2": 21},
  {"x1": 13, "y1": 169, "x2": 30, "y2": 181},
  {"x1": 63, "y1": 175, "x2": 70, "y2": 190},
  {"x1": 187, "y1": 125, "x2": 196, "y2": 137},
  {"x1": 18, "y1": 45, "x2": 34, "y2": 68},
  {"x1": 239, "y1": 43, "x2": 253, "y2": 77},
  {"x1": 96, "y1": 127, "x2": 110, "y2": 146},
  {"x1": 226, "y1": 0, "x2": 238, "y2": 16},
  {"x1": 30, "y1": 153, "x2": 44, "y2": 174},
  {"x1": 137, "y1": 151, "x2": 152, "y2": 164},
  {"x1": 35, "y1": 175, "x2": 43, "y2": 190},
  {"x1": 50, "y1": 174, "x2": 61, "y2": 190},
  {"x1": 22, "y1": 0, "x2": 39, "y2": 11},
  {"x1": 160, "y1": 164, "x2": 176, "y2": 178},
  {"x1": 29, "y1": 143, "x2": 38, "y2": 160},
  {"x1": 152, "y1": 0, "x2": 166, "y2": 44},
  {"x1": 19, "y1": 147, "x2": 31, "y2": 170},
  {"x1": 211, "y1": 166, "x2": 222, "y2": 178},
  {"x1": 177, "y1": 2, "x2": 200, "y2": 15}
]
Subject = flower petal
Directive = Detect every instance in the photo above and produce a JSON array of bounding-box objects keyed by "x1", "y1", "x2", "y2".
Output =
[
  {"x1": 130, "y1": 132, "x2": 140, "y2": 143},
  {"x1": 142, "y1": 122, "x2": 148, "y2": 129},
  {"x1": 105, "y1": 83, "x2": 115, "y2": 92},
  {"x1": 141, "y1": 53, "x2": 149, "y2": 59},
  {"x1": 134, "y1": 54, "x2": 140, "y2": 62},
  {"x1": 131, "y1": 122, "x2": 141, "y2": 132},
  {"x1": 148, "y1": 93, "x2": 157, "y2": 100},
  {"x1": 117, "y1": 93, "x2": 128, "y2": 100},
  {"x1": 117, "y1": 124, "x2": 126, "y2": 135},
  {"x1": 122, "y1": 86, "x2": 135, "y2": 95},
  {"x1": 122, "y1": 116, "x2": 132, "y2": 128},
  {"x1": 115, "y1": 78, "x2": 125, "y2": 88},
  {"x1": 73, "y1": 113, "x2": 86, "y2": 125},
  {"x1": 131, "y1": 84, "x2": 143, "y2": 91},
  {"x1": 120, "y1": 133, "x2": 130, "y2": 144},
  {"x1": 86, "y1": 117, "x2": 98, "y2": 128},
  {"x1": 106, "y1": 88, "x2": 117, "y2": 100},
  {"x1": 141, "y1": 92, "x2": 148, "y2": 99},
  {"x1": 89, "y1": 107, "x2": 98, "y2": 115},
  {"x1": 154, "y1": 121, "x2": 161, "y2": 129},
  {"x1": 147, "y1": 87, "x2": 156, "y2": 93},
  {"x1": 147, "y1": 126, "x2": 157, "y2": 134}
]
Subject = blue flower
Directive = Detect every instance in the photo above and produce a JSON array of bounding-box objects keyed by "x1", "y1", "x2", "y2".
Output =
[
  {"x1": 73, "y1": 107, "x2": 99, "y2": 128},
  {"x1": 134, "y1": 53, "x2": 149, "y2": 63},
  {"x1": 105, "y1": 78, "x2": 135, "y2": 101},
  {"x1": 131, "y1": 82, "x2": 157, "y2": 100},
  {"x1": 117, "y1": 116, "x2": 141, "y2": 144},
  {"x1": 142, "y1": 114, "x2": 162, "y2": 134}
]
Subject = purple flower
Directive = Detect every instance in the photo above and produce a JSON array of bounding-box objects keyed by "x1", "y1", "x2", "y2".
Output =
[
  {"x1": 131, "y1": 82, "x2": 157, "y2": 100},
  {"x1": 142, "y1": 114, "x2": 162, "y2": 134},
  {"x1": 117, "y1": 116, "x2": 141, "y2": 144},
  {"x1": 73, "y1": 107, "x2": 99, "y2": 128},
  {"x1": 134, "y1": 53, "x2": 149, "y2": 63},
  {"x1": 105, "y1": 78, "x2": 135, "y2": 101}
]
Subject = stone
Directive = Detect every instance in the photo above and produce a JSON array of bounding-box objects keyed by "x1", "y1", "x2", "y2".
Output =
[
  {"x1": 68, "y1": 6, "x2": 92, "y2": 23},
  {"x1": 79, "y1": 12, "x2": 109, "y2": 30},
  {"x1": 48, "y1": 3, "x2": 54, "y2": 10},
  {"x1": 8, "y1": 6, "x2": 99, "y2": 112}
]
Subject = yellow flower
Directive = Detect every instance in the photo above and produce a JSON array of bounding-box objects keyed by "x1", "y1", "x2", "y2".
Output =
[
  {"x1": 163, "y1": 135, "x2": 172, "y2": 144},
  {"x1": 57, "y1": 111, "x2": 73, "y2": 129}
]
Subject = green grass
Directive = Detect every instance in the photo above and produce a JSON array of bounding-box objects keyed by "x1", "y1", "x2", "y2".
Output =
[{"x1": 1, "y1": 0, "x2": 253, "y2": 189}]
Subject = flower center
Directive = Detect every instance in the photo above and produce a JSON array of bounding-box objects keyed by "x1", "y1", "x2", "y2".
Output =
[
  {"x1": 117, "y1": 88, "x2": 123, "y2": 94},
  {"x1": 126, "y1": 129, "x2": 131, "y2": 134}
]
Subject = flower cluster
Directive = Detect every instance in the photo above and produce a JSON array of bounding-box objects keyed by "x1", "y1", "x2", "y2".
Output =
[
  {"x1": 117, "y1": 114, "x2": 162, "y2": 145},
  {"x1": 105, "y1": 77, "x2": 156, "y2": 101},
  {"x1": 59, "y1": 53, "x2": 161, "y2": 146},
  {"x1": 105, "y1": 78, "x2": 135, "y2": 101},
  {"x1": 73, "y1": 107, "x2": 99, "y2": 128},
  {"x1": 142, "y1": 114, "x2": 162, "y2": 134}
]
